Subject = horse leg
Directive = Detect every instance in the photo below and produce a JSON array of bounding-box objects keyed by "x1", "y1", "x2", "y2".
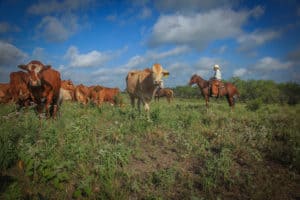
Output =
[
  {"x1": 205, "y1": 95, "x2": 209, "y2": 109},
  {"x1": 227, "y1": 96, "x2": 234, "y2": 112}
]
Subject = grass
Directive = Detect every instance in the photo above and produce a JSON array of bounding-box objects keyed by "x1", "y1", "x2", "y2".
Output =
[{"x1": 0, "y1": 95, "x2": 299, "y2": 199}]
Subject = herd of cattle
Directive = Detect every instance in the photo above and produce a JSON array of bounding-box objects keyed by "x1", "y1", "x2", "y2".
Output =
[{"x1": 0, "y1": 60, "x2": 174, "y2": 119}]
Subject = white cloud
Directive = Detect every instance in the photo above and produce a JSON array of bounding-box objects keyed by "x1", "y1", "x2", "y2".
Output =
[
  {"x1": 0, "y1": 41, "x2": 28, "y2": 66},
  {"x1": 32, "y1": 47, "x2": 46, "y2": 60},
  {"x1": 233, "y1": 68, "x2": 248, "y2": 77},
  {"x1": 139, "y1": 7, "x2": 152, "y2": 19},
  {"x1": 249, "y1": 5, "x2": 264, "y2": 18},
  {"x1": 147, "y1": 46, "x2": 190, "y2": 60},
  {"x1": 65, "y1": 46, "x2": 111, "y2": 68},
  {"x1": 122, "y1": 46, "x2": 190, "y2": 69},
  {"x1": 36, "y1": 15, "x2": 78, "y2": 42},
  {"x1": 0, "y1": 22, "x2": 20, "y2": 33},
  {"x1": 123, "y1": 55, "x2": 146, "y2": 69},
  {"x1": 194, "y1": 57, "x2": 225, "y2": 77},
  {"x1": 237, "y1": 30, "x2": 280, "y2": 52},
  {"x1": 154, "y1": 0, "x2": 239, "y2": 13},
  {"x1": 254, "y1": 57, "x2": 293, "y2": 71},
  {"x1": 27, "y1": 0, "x2": 94, "y2": 15},
  {"x1": 149, "y1": 8, "x2": 253, "y2": 49}
]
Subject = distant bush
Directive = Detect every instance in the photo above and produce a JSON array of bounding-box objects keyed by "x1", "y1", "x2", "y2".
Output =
[{"x1": 246, "y1": 99, "x2": 262, "y2": 111}]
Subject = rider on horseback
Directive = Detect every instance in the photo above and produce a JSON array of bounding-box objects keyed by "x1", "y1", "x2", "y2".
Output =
[{"x1": 210, "y1": 64, "x2": 222, "y2": 97}]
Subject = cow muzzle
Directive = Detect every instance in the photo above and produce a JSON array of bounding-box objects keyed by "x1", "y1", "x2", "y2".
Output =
[
  {"x1": 153, "y1": 80, "x2": 163, "y2": 87},
  {"x1": 29, "y1": 78, "x2": 41, "y2": 87}
]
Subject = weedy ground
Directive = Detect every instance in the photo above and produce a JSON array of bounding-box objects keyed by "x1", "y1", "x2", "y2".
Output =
[{"x1": 0, "y1": 96, "x2": 299, "y2": 199}]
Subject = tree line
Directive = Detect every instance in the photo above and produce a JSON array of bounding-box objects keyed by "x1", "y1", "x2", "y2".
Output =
[{"x1": 172, "y1": 77, "x2": 300, "y2": 105}]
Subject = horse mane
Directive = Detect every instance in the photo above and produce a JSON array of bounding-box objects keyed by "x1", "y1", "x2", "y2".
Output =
[{"x1": 194, "y1": 74, "x2": 209, "y2": 88}]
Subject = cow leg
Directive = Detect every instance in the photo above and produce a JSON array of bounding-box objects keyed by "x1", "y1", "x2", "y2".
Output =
[
  {"x1": 52, "y1": 104, "x2": 58, "y2": 119},
  {"x1": 45, "y1": 93, "x2": 54, "y2": 118},
  {"x1": 144, "y1": 103, "x2": 150, "y2": 112},
  {"x1": 130, "y1": 95, "x2": 135, "y2": 108},
  {"x1": 36, "y1": 103, "x2": 44, "y2": 119},
  {"x1": 137, "y1": 98, "x2": 142, "y2": 112}
]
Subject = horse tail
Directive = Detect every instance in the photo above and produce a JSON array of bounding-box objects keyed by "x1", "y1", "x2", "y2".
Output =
[
  {"x1": 235, "y1": 88, "x2": 240, "y2": 98},
  {"x1": 233, "y1": 87, "x2": 240, "y2": 105}
]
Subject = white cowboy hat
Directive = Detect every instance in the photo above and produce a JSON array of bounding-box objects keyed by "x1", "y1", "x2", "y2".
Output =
[{"x1": 213, "y1": 64, "x2": 220, "y2": 70}]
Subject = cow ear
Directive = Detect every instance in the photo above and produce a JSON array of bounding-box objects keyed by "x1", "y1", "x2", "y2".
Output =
[
  {"x1": 162, "y1": 70, "x2": 170, "y2": 78},
  {"x1": 44, "y1": 65, "x2": 52, "y2": 70},
  {"x1": 40, "y1": 65, "x2": 51, "y2": 72},
  {"x1": 18, "y1": 64, "x2": 28, "y2": 71}
]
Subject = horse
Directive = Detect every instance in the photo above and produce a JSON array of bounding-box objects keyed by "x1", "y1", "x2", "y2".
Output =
[{"x1": 189, "y1": 74, "x2": 239, "y2": 111}]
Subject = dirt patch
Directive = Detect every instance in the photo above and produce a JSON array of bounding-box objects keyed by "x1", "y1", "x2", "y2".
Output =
[{"x1": 126, "y1": 132, "x2": 178, "y2": 175}]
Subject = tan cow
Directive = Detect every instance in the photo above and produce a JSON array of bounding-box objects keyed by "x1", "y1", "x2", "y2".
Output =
[
  {"x1": 126, "y1": 63, "x2": 169, "y2": 115},
  {"x1": 74, "y1": 84, "x2": 91, "y2": 105},
  {"x1": 60, "y1": 80, "x2": 76, "y2": 101},
  {"x1": 155, "y1": 88, "x2": 174, "y2": 103}
]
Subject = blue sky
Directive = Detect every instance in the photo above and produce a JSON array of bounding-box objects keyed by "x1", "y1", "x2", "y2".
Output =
[{"x1": 0, "y1": 0, "x2": 299, "y2": 90}]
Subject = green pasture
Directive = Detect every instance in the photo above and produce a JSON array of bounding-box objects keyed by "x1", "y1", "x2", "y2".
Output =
[{"x1": 0, "y1": 96, "x2": 299, "y2": 199}]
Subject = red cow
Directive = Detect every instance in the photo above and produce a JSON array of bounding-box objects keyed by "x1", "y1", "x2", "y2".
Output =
[
  {"x1": 0, "y1": 83, "x2": 11, "y2": 103},
  {"x1": 18, "y1": 60, "x2": 61, "y2": 119},
  {"x1": 90, "y1": 86, "x2": 121, "y2": 106},
  {"x1": 9, "y1": 71, "x2": 32, "y2": 109}
]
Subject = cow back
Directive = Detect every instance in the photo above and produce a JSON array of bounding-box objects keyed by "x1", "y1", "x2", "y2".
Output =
[
  {"x1": 75, "y1": 84, "x2": 90, "y2": 104},
  {"x1": 0, "y1": 83, "x2": 11, "y2": 103},
  {"x1": 9, "y1": 71, "x2": 31, "y2": 103},
  {"x1": 40, "y1": 68, "x2": 61, "y2": 100},
  {"x1": 126, "y1": 69, "x2": 154, "y2": 97}
]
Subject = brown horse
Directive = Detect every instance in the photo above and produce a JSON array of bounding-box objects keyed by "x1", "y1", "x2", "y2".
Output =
[{"x1": 189, "y1": 74, "x2": 239, "y2": 110}]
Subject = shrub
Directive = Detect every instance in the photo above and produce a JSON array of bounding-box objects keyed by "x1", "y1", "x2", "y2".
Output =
[
  {"x1": 0, "y1": 131, "x2": 19, "y2": 170},
  {"x1": 246, "y1": 99, "x2": 262, "y2": 111}
]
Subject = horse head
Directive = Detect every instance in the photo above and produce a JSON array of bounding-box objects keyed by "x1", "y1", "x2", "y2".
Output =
[{"x1": 189, "y1": 74, "x2": 199, "y2": 86}]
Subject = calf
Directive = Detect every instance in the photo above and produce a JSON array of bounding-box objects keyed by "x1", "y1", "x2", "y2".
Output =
[
  {"x1": 18, "y1": 60, "x2": 61, "y2": 119},
  {"x1": 155, "y1": 88, "x2": 174, "y2": 103}
]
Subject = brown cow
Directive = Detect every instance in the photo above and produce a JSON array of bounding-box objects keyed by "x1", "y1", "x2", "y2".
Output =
[
  {"x1": 155, "y1": 88, "x2": 174, "y2": 103},
  {"x1": 90, "y1": 86, "x2": 121, "y2": 106},
  {"x1": 74, "y1": 84, "x2": 91, "y2": 105},
  {"x1": 0, "y1": 83, "x2": 11, "y2": 103},
  {"x1": 18, "y1": 60, "x2": 61, "y2": 119},
  {"x1": 60, "y1": 80, "x2": 75, "y2": 101},
  {"x1": 126, "y1": 63, "x2": 169, "y2": 116},
  {"x1": 9, "y1": 71, "x2": 32, "y2": 109}
]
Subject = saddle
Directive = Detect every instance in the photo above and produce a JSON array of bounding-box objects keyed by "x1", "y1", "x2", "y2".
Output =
[{"x1": 210, "y1": 80, "x2": 224, "y2": 97}]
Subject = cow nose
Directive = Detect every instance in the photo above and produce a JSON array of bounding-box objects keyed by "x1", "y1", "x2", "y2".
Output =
[
  {"x1": 30, "y1": 79, "x2": 41, "y2": 86},
  {"x1": 154, "y1": 80, "x2": 162, "y2": 86}
]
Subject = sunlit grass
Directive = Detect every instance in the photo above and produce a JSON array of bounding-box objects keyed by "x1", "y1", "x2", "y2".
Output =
[{"x1": 0, "y1": 97, "x2": 299, "y2": 199}]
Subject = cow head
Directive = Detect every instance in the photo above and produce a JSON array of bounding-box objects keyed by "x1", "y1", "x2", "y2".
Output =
[
  {"x1": 151, "y1": 63, "x2": 169, "y2": 87},
  {"x1": 18, "y1": 60, "x2": 51, "y2": 87}
]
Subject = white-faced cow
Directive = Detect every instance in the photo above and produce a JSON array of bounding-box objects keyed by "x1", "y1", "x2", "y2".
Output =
[
  {"x1": 126, "y1": 63, "x2": 169, "y2": 117},
  {"x1": 18, "y1": 60, "x2": 61, "y2": 119}
]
